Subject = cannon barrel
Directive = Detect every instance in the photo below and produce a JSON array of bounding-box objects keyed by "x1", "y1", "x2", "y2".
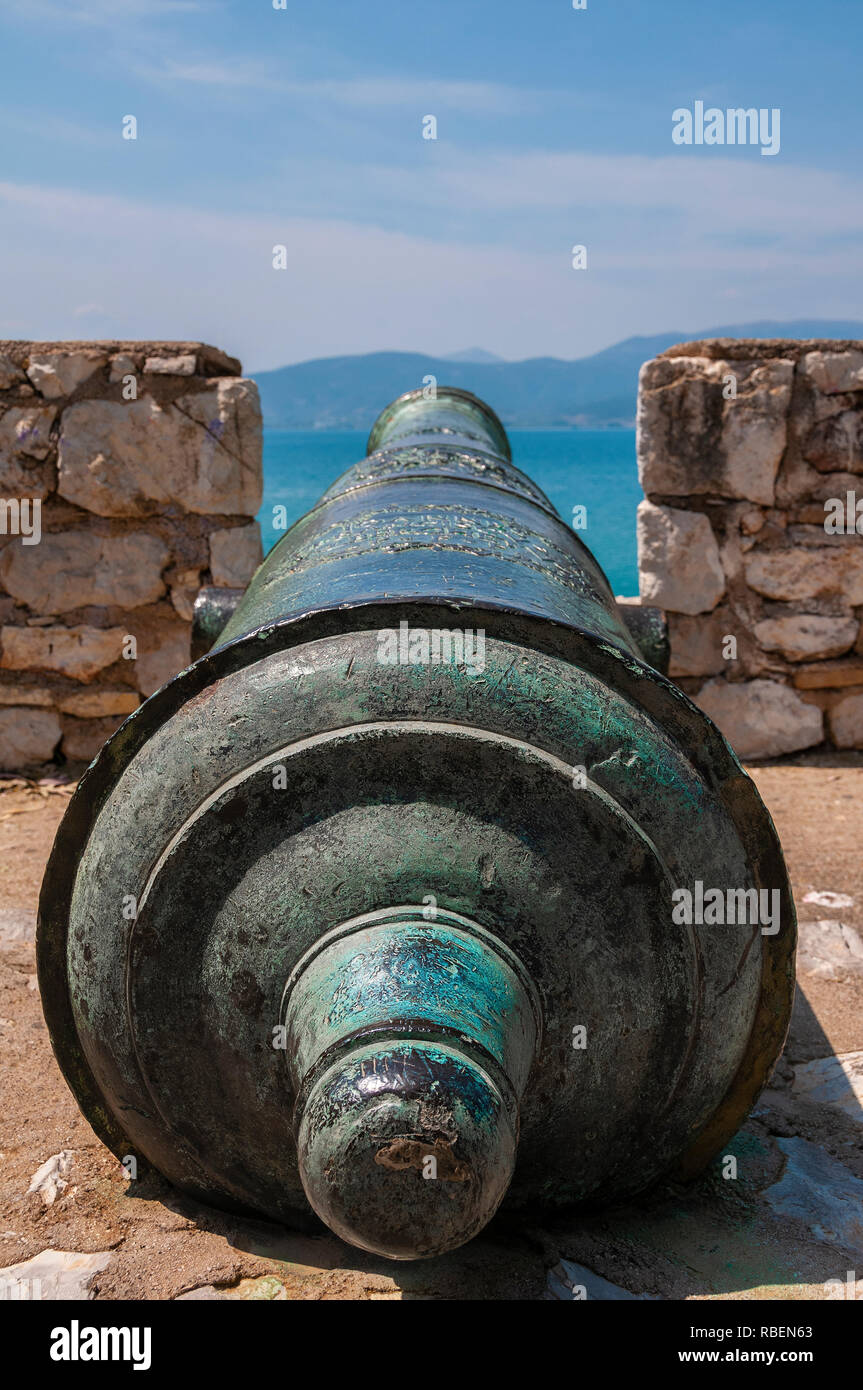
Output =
[{"x1": 37, "y1": 387, "x2": 795, "y2": 1261}]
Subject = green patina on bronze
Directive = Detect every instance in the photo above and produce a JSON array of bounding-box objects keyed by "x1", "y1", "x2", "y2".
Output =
[{"x1": 37, "y1": 387, "x2": 795, "y2": 1261}]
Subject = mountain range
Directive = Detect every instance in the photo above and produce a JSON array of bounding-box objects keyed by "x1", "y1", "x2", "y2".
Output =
[{"x1": 252, "y1": 321, "x2": 863, "y2": 431}]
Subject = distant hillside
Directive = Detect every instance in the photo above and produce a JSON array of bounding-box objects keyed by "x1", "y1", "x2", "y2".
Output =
[
  {"x1": 442, "y1": 348, "x2": 505, "y2": 364},
  {"x1": 252, "y1": 321, "x2": 863, "y2": 430}
]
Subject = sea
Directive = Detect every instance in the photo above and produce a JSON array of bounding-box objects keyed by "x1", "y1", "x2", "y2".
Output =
[{"x1": 258, "y1": 428, "x2": 640, "y2": 597}]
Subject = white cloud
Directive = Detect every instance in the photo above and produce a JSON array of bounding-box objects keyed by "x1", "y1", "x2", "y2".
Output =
[
  {"x1": 140, "y1": 59, "x2": 285, "y2": 90},
  {"x1": 340, "y1": 148, "x2": 863, "y2": 242},
  {"x1": 0, "y1": 0, "x2": 205, "y2": 23},
  {"x1": 0, "y1": 171, "x2": 858, "y2": 369},
  {"x1": 137, "y1": 60, "x2": 540, "y2": 113},
  {"x1": 0, "y1": 109, "x2": 117, "y2": 148}
]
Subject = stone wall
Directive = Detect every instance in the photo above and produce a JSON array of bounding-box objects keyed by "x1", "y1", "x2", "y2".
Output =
[
  {"x1": 0, "y1": 341, "x2": 263, "y2": 770},
  {"x1": 637, "y1": 338, "x2": 863, "y2": 758}
]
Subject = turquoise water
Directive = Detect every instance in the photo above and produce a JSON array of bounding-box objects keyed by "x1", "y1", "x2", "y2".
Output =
[{"x1": 258, "y1": 428, "x2": 640, "y2": 597}]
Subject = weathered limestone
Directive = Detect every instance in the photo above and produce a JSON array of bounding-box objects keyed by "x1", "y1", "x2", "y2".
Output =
[
  {"x1": 793, "y1": 658, "x2": 863, "y2": 689},
  {"x1": 209, "y1": 524, "x2": 263, "y2": 588},
  {"x1": 638, "y1": 356, "x2": 792, "y2": 506},
  {"x1": 829, "y1": 691, "x2": 863, "y2": 748},
  {"x1": 801, "y1": 350, "x2": 863, "y2": 395},
  {"x1": 0, "y1": 683, "x2": 55, "y2": 706},
  {"x1": 637, "y1": 501, "x2": 725, "y2": 614},
  {"x1": 0, "y1": 625, "x2": 128, "y2": 681},
  {"x1": 0, "y1": 405, "x2": 57, "y2": 499},
  {"x1": 638, "y1": 339, "x2": 863, "y2": 755},
  {"x1": 753, "y1": 614, "x2": 858, "y2": 663},
  {"x1": 802, "y1": 411, "x2": 863, "y2": 474},
  {"x1": 108, "y1": 354, "x2": 137, "y2": 383},
  {"x1": 0, "y1": 531, "x2": 168, "y2": 613},
  {"x1": 745, "y1": 546, "x2": 863, "y2": 605},
  {"x1": 144, "y1": 353, "x2": 197, "y2": 375},
  {"x1": 134, "y1": 622, "x2": 191, "y2": 697},
  {"x1": 0, "y1": 355, "x2": 25, "y2": 390},
  {"x1": 169, "y1": 567, "x2": 202, "y2": 622},
  {"x1": 27, "y1": 351, "x2": 106, "y2": 399},
  {"x1": 58, "y1": 384, "x2": 262, "y2": 518},
  {"x1": 0, "y1": 1249, "x2": 113, "y2": 1300},
  {"x1": 667, "y1": 609, "x2": 731, "y2": 677},
  {"x1": 57, "y1": 689, "x2": 139, "y2": 717},
  {"x1": 0, "y1": 341, "x2": 262, "y2": 767},
  {"x1": 62, "y1": 714, "x2": 126, "y2": 763},
  {"x1": 695, "y1": 677, "x2": 824, "y2": 759},
  {"x1": 177, "y1": 379, "x2": 263, "y2": 512},
  {"x1": 797, "y1": 919, "x2": 863, "y2": 981},
  {"x1": 0, "y1": 404, "x2": 56, "y2": 461},
  {"x1": 0, "y1": 707, "x2": 62, "y2": 769},
  {"x1": 792, "y1": 1053, "x2": 863, "y2": 1123}
]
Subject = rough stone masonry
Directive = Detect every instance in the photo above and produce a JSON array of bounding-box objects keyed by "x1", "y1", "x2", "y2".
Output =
[
  {"x1": 0, "y1": 341, "x2": 262, "y2": 770},
  {"x1": 637, "y1": 339, "x2": 863, "y2": 759}
]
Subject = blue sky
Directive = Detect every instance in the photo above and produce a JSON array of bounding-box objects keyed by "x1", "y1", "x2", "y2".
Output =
[{"x1": 0, "y1": 0, "x2": 860, "y2": 369}]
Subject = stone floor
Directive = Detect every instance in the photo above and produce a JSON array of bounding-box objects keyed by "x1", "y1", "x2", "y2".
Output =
[{"x1": 0, "y1": 754, "x2": 861, "y2": 1301}]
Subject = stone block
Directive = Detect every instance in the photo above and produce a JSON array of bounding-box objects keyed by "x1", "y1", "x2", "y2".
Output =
[
  {"x1": 802, "y1": 410, "x2": 863, "y2": 474},
  {"x1": 62, "y1": 714, "x2": 125, "y2": 763},
  {"x1": 176, "y1": 378, "x2": 263, "y2": 512},
  {"x1": 638, "y1": 356, "x2": 792, "y2": 506},
  {"x1": 26, "y1": 351, "x2": 105, "y2": 399},
  {"x1": 0, "y1": 1249, "x2": 112, "y2": 1301},
  {"x1": 57, "y1": 689, "x2": 139, "y2": 717},
  {"x1": 143, "y1": 354, "x2": 197, "y2": 375},
  {"x1": 169, "y1": 568, "x2": 202, "y2": 622},
  {"x1": 753, "y1": 614, "x2": 858, "y2": 663},
  {"x1": 108, "y1": 354, "x2": 139, "y2": 383},
  {"x1": 58, "y1": 383, "x2": 262, "y2": 517},
  {"x1": 667, "y1": 609, "x2": 733, "y2": 677},
  {"x1": 637, "y1": 501, "x2": 725, "y2": 614},
  {"x1": 208, "y1": 523, "x2": 263, "y2": 588},
  {"x1": 133, "y1": 622, "x2": 191, "y2": 697},
  {"x1": 0, "y1": 530, "x2": 168, "y2": 613},
  {"x1": 745, "y1": 546, "x2": 863, "y2": 605},
  {"x1": 0, "y1": 625, "x2": 128, "y2": 681},
  {"x1": 829, "y1": 690, "x2": 863, "y2": 747},
  {"x1": 0, "y1": 355, "x2": 25, "y2": 390},
  {"x1": 793, "y1": 1052, "x2": 863, "y2": 1121},
  {"x1": 797, "y1": 920, "x2": 863, "y2": 981},
  {"x1": 695, "y1": 677, "x2": 823, "y2": 759},
  {"x1": 0, "y1": 706, "x2": 61, "y2": 768},
  {"x1": 801, "y1": 350, "x2": 863, "y2": 395},
  {"x1": 0, "y1": 404, "x2": 56, "y2": 461},
  {"x1": 0, "y1": 405, "x2": 56, "y2": 499},
  {"x1": 0, "y1": 683, "x2": 54, "y2": 706},
  {"x1": 793, "y1": 657, "x2": 863, "y2": 689}
]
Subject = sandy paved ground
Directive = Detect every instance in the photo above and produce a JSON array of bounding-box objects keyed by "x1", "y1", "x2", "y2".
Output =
[{"x1": 1, "y1": 754, "x2": 861, "y2": 1301}]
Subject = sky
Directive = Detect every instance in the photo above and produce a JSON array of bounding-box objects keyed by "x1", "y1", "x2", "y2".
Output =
[{"x1": 0, "y1": 0, "x2": 861, "y2": 370}]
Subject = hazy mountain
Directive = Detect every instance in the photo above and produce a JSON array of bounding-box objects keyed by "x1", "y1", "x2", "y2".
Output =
[
  {"x1": 442, "y1": 348, "x2": 506, "y2": 364},
  {"x1": 253, "y1": 321, "x2": 863, "y2": 430}
]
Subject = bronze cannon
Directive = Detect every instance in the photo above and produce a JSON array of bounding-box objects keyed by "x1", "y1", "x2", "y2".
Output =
[{"x1": 37, "y1": 387, "x2": 795, "y2": 1261}]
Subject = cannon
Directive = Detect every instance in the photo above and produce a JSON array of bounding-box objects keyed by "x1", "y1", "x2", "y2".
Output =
[{"x1": 37, "y1": 387, "x2": 795, "y2": 1261}]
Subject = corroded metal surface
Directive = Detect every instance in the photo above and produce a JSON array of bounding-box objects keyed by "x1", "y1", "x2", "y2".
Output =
[
  {"x1": 190, "y1": 586, "x2": 243, "y2": 663},
  {"x1": 37, "y1": 387, "x2": 795, "y2": 1262},
  {"x1": 617, "y1": 602, "x2": 670, "y2": 675}
]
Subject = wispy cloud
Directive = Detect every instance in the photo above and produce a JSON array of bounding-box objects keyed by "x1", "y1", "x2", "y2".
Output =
[
  {"x1": 0, "y1": 174, "x2": 858, "y2": 369},
  {"x1": 137, "y1": 59, "x2": 562, "y2": 114},
  {"x1": 141, "y1": 58, "x2": 285, "y2": 91},
  {"x1": 0, "y1": 109, "x2": 118, "y2": 148},
  {"x1": 0, "y1": 0, "x2": 206, "y2": 22},
  {"x1": 294, "y1": 146, "x2": 863, "y2": 243}
]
